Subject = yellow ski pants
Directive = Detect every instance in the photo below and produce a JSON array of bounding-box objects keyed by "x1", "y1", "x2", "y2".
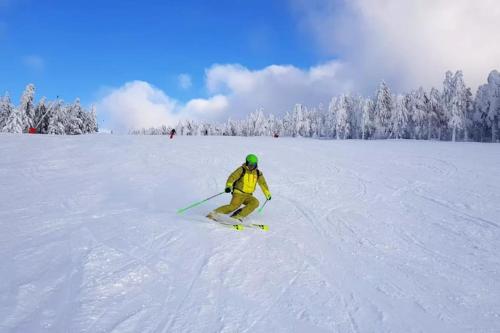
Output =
[{"x1": 214, "y1": 192, "x2": 259, "y2": 218}]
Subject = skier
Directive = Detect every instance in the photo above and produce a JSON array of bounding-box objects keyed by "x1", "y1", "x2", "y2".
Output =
[
  {"x1": 170, "y1": 128, "x2": 176, "y2": 139},
  {"x1": 207, "y1": 154, "x2": 271, "y2": 222}
]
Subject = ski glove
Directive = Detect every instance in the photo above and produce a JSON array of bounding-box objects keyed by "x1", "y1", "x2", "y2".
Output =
[
  {"x1": 225, "y1": 187, "x2": 232, "y2": 193},
  {"x1": 266, "y1": 194, "x2": 272, "y2": 200}
]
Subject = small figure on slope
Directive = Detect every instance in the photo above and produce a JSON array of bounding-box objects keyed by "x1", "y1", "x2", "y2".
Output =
[
  {"x1": 207, "y1": 154, "x2": 271, "y2": 222},
  {"x1": 170, "y1": 128, "x2": 176, "y2": 139}
]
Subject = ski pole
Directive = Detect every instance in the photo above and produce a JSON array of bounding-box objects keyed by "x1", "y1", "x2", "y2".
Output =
[
  {"x1": 258, "y1": 199, "x2": 269, "y2": 213},
  {"x1": 177, "y1": 192, "x2": 225, "y2": 214}
]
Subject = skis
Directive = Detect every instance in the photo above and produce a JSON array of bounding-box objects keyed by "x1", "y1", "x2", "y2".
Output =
[
  {"x1": 250, "y1": 224, "x2": 270, "y2": 231},
  {"x1": 206, "y1": 213, "x2": 269, "y2": 231},
  {"x1": 206, "y1": 213, "x2": 244, "y2": 230}
]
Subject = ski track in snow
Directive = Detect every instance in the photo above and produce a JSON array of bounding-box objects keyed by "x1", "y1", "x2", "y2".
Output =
[{"x1": 1, "y1": 134, "x2": 500, "y2": 333}]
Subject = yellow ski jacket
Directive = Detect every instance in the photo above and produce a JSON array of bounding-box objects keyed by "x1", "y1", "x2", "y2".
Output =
[{"x1": 226, "y1": 164, "x2": 271, "y2": 197}]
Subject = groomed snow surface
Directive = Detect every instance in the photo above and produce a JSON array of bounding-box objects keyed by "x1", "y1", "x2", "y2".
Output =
[{"x1": 1, "y1": 134, "x2": 499, "y2": 333}]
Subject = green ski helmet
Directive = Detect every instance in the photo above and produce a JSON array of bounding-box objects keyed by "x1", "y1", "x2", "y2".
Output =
[{"x1": 245, "y1": 154, "x2": 258, "y2": 166}]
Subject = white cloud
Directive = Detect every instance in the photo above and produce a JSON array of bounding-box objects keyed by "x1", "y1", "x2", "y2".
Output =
[
  {"x1": 292, "y1": 0, "x2": 500, "y2": 92},
  {"x1": 177, "y1": 73, "x2": 192, "y2": 90},
  {"x1": 23, "y1": 55, "x2": 44, "y2": 72},
  {"x1": 183, "y1": 95, "x2": 228, "y2": 115},
  {"x1": 95, "y1": 81, "x2": 179, "y2": 132},
  {"x1": 204, "y1": 61, "x2": 352, "y2": 117},
  {"x1": 95, "y1": 61, "x2": 352, "y2": 131}
]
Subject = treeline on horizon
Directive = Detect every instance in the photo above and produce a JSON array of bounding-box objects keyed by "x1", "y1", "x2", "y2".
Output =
[
  {"x1": 0, "y1": 84, "x2": 98, "y2": 135},
  {"x1": 132, "y1": 70, "x2": 500, "y2": 143}
]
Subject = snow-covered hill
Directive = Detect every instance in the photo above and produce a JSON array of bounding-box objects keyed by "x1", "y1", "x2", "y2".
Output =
[{"x1": 1, "y1": 134, "x2": 499, "y2": 332}]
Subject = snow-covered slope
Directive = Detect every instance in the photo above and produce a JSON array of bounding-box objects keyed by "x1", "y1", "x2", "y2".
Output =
[{"x1": 1, "y1": 134, "x2": 499, "y2": 333}]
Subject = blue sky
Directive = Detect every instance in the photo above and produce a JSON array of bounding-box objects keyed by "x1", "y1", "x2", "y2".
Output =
[{"x1": 0, "y1": 0, "x2": 322, "y2": 104}]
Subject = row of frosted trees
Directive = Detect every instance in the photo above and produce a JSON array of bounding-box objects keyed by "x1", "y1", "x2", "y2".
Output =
[
  {"x1": 132, "y1": 70, "x2": 500, "y2": 142},
  {"x1": 0, "y1": 84, "x2": 98, "y2": 135}
]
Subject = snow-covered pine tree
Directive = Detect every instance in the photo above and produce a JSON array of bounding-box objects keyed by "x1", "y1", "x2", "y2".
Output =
[
  {"x1": 361, "y1": 98, "x2": 374, "y2": 140},
  {"x1": 488, "y1": 71, "x2": 500, "y2": 142},
  {"x1": 454, "y1": 71, "x2": 469, "y2": 141},
  {"x1": 373, "y1": 81, "x2": 393, "y2": 139},
  {"x1": 326, "y1": 97, "x2": 338, "y2": 138},
  {"x1": 47, "y1": 99, "x2": 67, "y2": 135},
  {"x1": 0, "y1": 93, "x2": 13, "y2": 131},
  {"x1": 391, "y1": 94, "x2": 409, "y2": 139},
  {"x1": 228, "y1": 119, "x2": 239, "y2": 136},
  {"x1": 158, "y1": 126, "x2": 165, "y2": 135},
  {"x1": 85, "y1": 105, "x2": 98, "y2": 133},
  {"x1": 347, "y1": 95, "x2": 363, "y2": 139},
  {"x1": 463, "y1": 87, "x2": 474, "y2": 142},
  {"x1": 238, "y1": 119, "x2": 246, "y2": 136},
  {"x1": 271, "y1": 114, "x2": 283, "y2": 137},
  {"x1": 307, "y1": 107, "x2": 322, "y2": 138},
  {"x1": 404, "y1": 93, "x2": 415, "y2": 138},
  {"x1": 300, "y1": 105, "x2": 312, "y2": 137},
  {"x1": 335, "y1": 94, "x2": 350, "y2": 139},
  {"x1": 185, "y1": 123, "x2": 194, "y2": 136},
  {"x1": 159, "y1": 125, "x2": 167, "y2": 135},
  {"x1": 263, "y1": 114, "x2": 273, "y2": 136},
  {"x1": 217, "y1": 123, "x2": 225, "y2": 135},
  {"x1": 428, "y1": 88, "x2": 444, "y2": 140},
  {"x1": 66, "y1": 99, "x2": 84, "y2": 135},
  {"x1": 206, "y1": 123, "x2": 216, "y2": 136},
  {"x1": 18, "y1": 84, "x2": 36, "y2": 130},
  {"x1": 476, "y1": 70, "x2": 500, "y2": 142},
  {"x1": 183, "y1": 121, "x2": 192, "y2": 135},
  {"x1": 248, "y1": 108, "x2": 266, "y2": 136},
  {"x1": 472, "y1": 86, "x2": 489, "y2": 142},
  {"x1": 259, "y1": 113, "x2": 272, "y2": 136},
  {"x1": 190, "y1": 120, "x2": 199, "y2": 135},
  {"x1": 281, "y1": 112, "x2": 291, "y2": 137},
  {"x1": 410, "y1": 88, "x2": 430, "y2": 140},
  {"x1": 196, "y1": 123, "x2": 205, "y2": 135},
  {"x1": 315, "y1": 103, "x2": 327, "y2": 138},
  {"x1": 444, "y1": 71, "x2": 468, "y2": 142},
  {"x1": 442, "y1": 71, "x2": 455, "y2": 141},
  {"x1": 175, "y1": 121, "x2": 184, "y2": 135},
  {"x1": 449, "y1": 103, "x2": 461, "y2": 142},
  {"x1": 305, "y1": 108, "x2": 314, "y2": 137},
  {"x1": 3, "y1": 94, "x2": 24, "y2": 134},
  {"x1": 224, "y1": 118, "x2": 237, "y2": 136},
  {"x1": 264, "y1": 113, "x2": 273, "y2": 137},
  {"x1": 290, "y1": 104, "x2": 309, "y2": 137},
  {"x1": 34, "y1": 97, "x2": 49, "y2": 133},
  {"x1": 241, "y1": 118, "x2": 250, "y2": 136}
]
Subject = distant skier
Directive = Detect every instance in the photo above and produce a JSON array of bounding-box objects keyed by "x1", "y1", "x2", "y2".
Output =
[
  {"x1": 170, "y1": 128, "x2": 176, "y2": 139},
  {"x1": 207, "y1": 154, "x2": 271, "y2": 222}
]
